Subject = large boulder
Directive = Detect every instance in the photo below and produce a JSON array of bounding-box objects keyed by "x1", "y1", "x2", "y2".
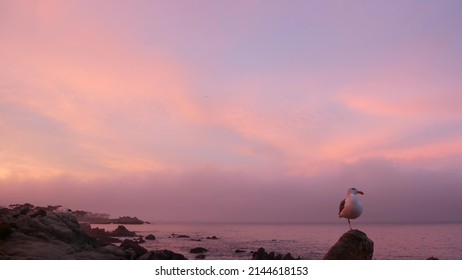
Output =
[
  {"x1": 120, "y1": 239, "x2": 148, "y2": 259},
  {"x1": 323, "y1": 230, "x2": 374, "y2": 260}
]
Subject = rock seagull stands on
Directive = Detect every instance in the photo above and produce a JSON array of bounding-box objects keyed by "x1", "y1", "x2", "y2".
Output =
[{"x1": 339, "y1": 187, "x2": 364, "y2": 230}]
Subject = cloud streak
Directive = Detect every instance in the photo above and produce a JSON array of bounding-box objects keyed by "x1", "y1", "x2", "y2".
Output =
[{"x1": 1, "y1": 0, "x2": 462, "y2": 222}]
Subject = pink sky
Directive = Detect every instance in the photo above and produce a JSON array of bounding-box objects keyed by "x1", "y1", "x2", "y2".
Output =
[{"x1": 1, "y1": 0, "x2": 462, "y2": 223}]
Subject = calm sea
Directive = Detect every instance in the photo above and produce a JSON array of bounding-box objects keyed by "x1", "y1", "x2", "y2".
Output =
[{"x1": 93, "y1": 223, "x2": 462, "y2": 260}]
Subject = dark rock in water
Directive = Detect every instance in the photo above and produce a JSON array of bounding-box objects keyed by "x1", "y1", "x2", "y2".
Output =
[
  {"x1": 145, "y1": 234, "x2": 156, "y2": 240},
  {"x1": 206, "y1": 235, "x2": 218, "y2": 240},
  {"x1": 235, "y1": 249, "x2": 246, "y2": 253},
  {"x1": 323, "y1": 230, "x2": 374, "y2": 260},
  {"x1": 139, "y1": 250, "x2": 187, "y2": 260},
  {"x1": 170, "y1": 233, "x2": 190, "y2": 238},
  {"x1": 190, "y1": 247, "x2": 208, "y2": 254},
  {"x1": 110, "y1": 225, "x2": 136, "y2": 237},
  {"x1": 252, "y1": 247, "x2": 300, "y2": 260},
  {"x1": 135, "y1": 236, "x2": 145, "y2": 244},
  {"x1": 120, "y1": 239, "x2": 148, "y2": 259},
  {"x1": 195, "y1": 254, "x2": 206, "y2": 259},
  {"x1": 190, "y1": 238, "x2": 201, "y2": 241},
  {"x1": 427, "y1": 256, "x2": 439, "y2": 260}
]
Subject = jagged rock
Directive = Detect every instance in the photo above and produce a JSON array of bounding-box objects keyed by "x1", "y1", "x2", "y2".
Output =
[
  {"x1": 190, "y1": 247, "x2": 208, "y2": 254},
  {"x1": 110, "y1": 225, "x2": 136, "y2": 237},
  {"x1": 427, "y1": 256, "x2": 439, "y2": 260},
  {"x1": 206, "y1": 235, "x2": 218, "y2": 240},
  {"x1": 323, "y1": 230, "x2": 374, "y2": 260},
  {"x1": 139, "y1": 250, "x2": 187, "y2": 260},
  {"x1": 252, "y1": 247, "x2": 300, "y2": 260},
  {"x1": 120, "y1": 239, "x2": 148, "y2": 259},
  {"x1": 145, "y1": 234, "x2": 156, "y2": 240}
]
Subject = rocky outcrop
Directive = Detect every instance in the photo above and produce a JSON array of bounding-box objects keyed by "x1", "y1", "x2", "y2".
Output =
[
  {"x1": 0, "y1": 204, "x2": 184, "y2": 260},
  {"x1": 252, "y1": 247, "x2": 300, "y2": 260},
  {"x1": 120, "y1": 239, "x2": 148, "y2": 259},
  {"x1": 110, "y1": 225, "x2": 136, "y2": 237},
  {"x1": 323, "y1": 230, "x2": 374, "y2": 260},
  {"x1": 145, "y1": 234, "x2": 156, "y2": 240}
]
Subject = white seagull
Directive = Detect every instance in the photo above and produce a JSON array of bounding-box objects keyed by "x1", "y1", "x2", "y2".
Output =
[{"x1": 338, "y1": 187, "x2": 364, "y2": 230}]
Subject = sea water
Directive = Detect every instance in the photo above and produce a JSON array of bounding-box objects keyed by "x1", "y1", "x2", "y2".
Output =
[{"x1": 92, "y1": 223, "x2": 462, "y2": 260}]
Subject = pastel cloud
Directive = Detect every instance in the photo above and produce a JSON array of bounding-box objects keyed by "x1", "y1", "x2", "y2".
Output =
[{"x1": 1, "y1": 1, "x2": 462, "y2": 222}]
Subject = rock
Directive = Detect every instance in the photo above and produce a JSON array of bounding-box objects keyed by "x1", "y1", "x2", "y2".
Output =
[
  {"x1": 119, "y1": 239, "x2": 148, "y2": 259},
  {"x1": 110, "y1": 225, "x2": 136, "y2": 237},
  {"x1": 427, "y1": 256, "x2": 439, "y2": 260},
  {"x1": 0, "y1": 222, "x2": 12, "y2": 240},
  {"x1": 190, "y1": 247, "x2": 208, "y2": 254},
  {"x1": 206, "y1": 235, "x2": 218, "y2": 240},
  {"x1": 145, "y1": 234, "x2": 156, "y2": 240},
  {"x1": 139, "y1": 250, "x2": 187, "y2": 260},
  {"x1": 323, "y1": 230, "x2": 374, "y2": 260},
  {"x1": 195, "y1": 254, "x2": 206, "y2": 259},
  {"x1": 170, "y1": 233, "x2": 190, "y2": 238},
  {"x1": 252, "y1": 247, "x2": 300, "y2": 260},
  {"x1": 235, "y1": 249, "x2": 246, "y2": 253}
]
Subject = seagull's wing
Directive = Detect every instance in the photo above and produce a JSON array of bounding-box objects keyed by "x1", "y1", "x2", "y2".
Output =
[{"x1": 338, "y1": 199, "x2": 345, "y2": 217}]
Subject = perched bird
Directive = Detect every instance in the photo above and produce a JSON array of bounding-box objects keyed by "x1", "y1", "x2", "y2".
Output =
[{"x1": 339, "y1": 187, "x2": 364, "y2": 230}]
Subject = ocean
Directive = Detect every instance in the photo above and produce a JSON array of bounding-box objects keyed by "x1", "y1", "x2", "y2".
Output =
[{"x1": 92, "y1": 223, "x2": 462, "y2": 260}]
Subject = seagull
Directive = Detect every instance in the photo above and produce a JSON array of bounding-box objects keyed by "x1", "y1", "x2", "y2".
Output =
[{"x1": 339, "y1": 187, "x2": 364, "y2": 230}]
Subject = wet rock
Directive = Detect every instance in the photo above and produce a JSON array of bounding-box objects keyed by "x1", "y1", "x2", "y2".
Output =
[
  {"x1": 120, "y1": 239, "x2": 148, "y2": 259},
  {"x1": 110, "y1": 225, "x2": 136, "y2": 237},
  {"x1": 252, "y1": 247, "x2": 300, "y2": 260},
  {"x1": 323, "y1": 230, "x2": 374, "y2": 260},
  {"x1": 145, "y1": 234, "x2": 156, "y2": 240},
  {"x1": 235, "y1": 249, "x2": 246, "y2": 253},
  {"x1": 139, "y1": 250, "x2": 187, "y2": 260},
  {"x1": 190, "y1": 247, "x2": 208, "y2": 254},
  {"x1": 206, "y1": 235, "x2": 218, "y2": 240},
  {"x1": 195, "y1": 254, "x2": 206, "y2": 259}
]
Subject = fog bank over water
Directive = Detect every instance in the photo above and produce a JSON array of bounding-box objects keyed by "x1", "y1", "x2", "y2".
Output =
[{"x1": 2, "y1": 158, "x2": 461, "y2": 224}]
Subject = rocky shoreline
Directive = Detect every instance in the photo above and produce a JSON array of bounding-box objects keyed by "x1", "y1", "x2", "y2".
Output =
[
  {"x1": 1, "y1": 203, "x2": 378, "y2": 260},
  {"x1": 0, "y1": 204, "x2": 184, "y2": 259}
]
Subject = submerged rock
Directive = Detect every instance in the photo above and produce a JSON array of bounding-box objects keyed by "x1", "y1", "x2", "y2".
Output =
[
  {"x1": 190, "y1": 247, "x2": 208, "y2": 254},
  {"x1": 323, "y1": 229, "x2": 374, "y2": 260}
]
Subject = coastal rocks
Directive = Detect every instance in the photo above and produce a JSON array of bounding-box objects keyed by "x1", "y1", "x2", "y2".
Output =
[
  {"x1": 190, "y1": 247, "x2": 208, "y2": 254},
  {"x1": 120, "y1": 239, "x2": 148, "y2": 259},
  {"x1": 110, "y1": 225, "x2": 136, "y2": 237},
  {"x1": 139, "y1": 250, "x2": 187, "y2": 260},
  {"x1": 323, "y1": 229, "x2": 374, "y2": 260},
  {"x1": 145, "y1": 234, "x2": 156, "y2": 240},
  {"x1": 206, "y1": 235, "x2": 218, "y2": 240},
  {"x1": 252, "y1": 247, "x2": 300, "y2": 260}
]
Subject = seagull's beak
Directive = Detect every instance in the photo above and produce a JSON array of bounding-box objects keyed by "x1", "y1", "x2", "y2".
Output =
[{"x1": 357, "y1": 190, "x2": 364, "y2": 195}]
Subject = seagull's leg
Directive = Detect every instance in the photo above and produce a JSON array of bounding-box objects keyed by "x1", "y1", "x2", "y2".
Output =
[{"x1": 348, "y1": 219, "x2": 352, "y2": 230}]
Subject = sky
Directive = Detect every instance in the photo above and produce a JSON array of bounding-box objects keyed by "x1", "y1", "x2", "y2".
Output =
[{"x1": 1, "y1": 0, "x2": 462, "y2": 223}]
